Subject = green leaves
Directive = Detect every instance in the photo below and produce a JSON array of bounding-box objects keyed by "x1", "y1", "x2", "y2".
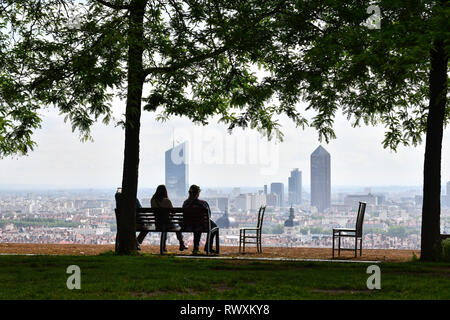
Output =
[
  {"x1": 246, "y1": 0, "x2": 448, "y2": 150},
  {"x1": 1, "y1": 0, "x2": 448, "y2": 157}
]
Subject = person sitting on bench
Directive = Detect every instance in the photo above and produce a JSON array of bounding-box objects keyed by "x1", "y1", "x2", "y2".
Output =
[
  {"x1": 151, "y1": 185, "x2": 188, "y2": 252},
  {"x1": 182, "y1": 184, "x2": 218, "y2": 254}
]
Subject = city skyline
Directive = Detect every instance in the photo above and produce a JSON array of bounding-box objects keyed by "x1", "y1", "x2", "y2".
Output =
[{"x1": 2, "y1": 105, "x2": 450, "y2": 189}]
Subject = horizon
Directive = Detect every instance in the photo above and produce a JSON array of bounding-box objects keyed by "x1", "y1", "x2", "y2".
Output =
[{"x1": 2, "y1": 104, "x2": 450, "y2": 190}]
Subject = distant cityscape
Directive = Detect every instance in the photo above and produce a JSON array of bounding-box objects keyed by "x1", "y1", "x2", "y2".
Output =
[{"x1": 1, "y1": 143, "x2": 450, "y2": 250}]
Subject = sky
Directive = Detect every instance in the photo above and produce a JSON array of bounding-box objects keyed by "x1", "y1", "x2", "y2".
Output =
[{"x1": 1, "y1": 98, "x2": 450, "y2": 191}]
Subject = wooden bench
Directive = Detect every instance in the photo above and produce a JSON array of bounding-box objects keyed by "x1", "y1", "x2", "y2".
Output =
[{"x1": 134, "y1": 207, "x2": 219, "y2": 255}]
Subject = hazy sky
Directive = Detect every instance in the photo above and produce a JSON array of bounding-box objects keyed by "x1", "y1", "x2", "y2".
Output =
[{"x1": 2, "y1": 99, "x2": 450, "y2": 190}]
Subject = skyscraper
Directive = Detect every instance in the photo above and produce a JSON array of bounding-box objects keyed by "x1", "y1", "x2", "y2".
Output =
[
  {"x1": 165, "y1": 142, "x2": 189, "y2": 199},
  {"x1": 288, "y1": 169, "x2": 302, "y2": 205},
  {"x1": 270, "y1": 182, "x2": 284, "y2": 207},
  {"x1": 447, "y1": 181, "x2": 450, "y2": 198},
  {"x1": 446, "y1": 181, "x2": 450, "y2": 207},
  {"x1": 310, "y1": 145, "x2": 331, "y2": 212}
]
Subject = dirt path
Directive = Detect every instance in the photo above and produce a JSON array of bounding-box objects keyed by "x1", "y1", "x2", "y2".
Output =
[{"x1": 0, "y1": 243, "x2": 419, "y2": 262}]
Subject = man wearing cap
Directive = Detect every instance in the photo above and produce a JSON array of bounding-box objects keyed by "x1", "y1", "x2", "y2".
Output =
[{"x1": 182, "y1": 184, "x2": 218, "y2": 254}]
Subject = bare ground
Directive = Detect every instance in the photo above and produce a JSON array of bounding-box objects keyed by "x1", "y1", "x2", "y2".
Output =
[{"x1": 0, "y1": 243, "x2": 419, "y2": 262}]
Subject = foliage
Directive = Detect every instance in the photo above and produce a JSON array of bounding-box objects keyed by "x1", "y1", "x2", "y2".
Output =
[
  {"x1": 0, "y1": 218, "x2": 81, "y2": 228},
  {"x1": 271, "y1": 224, "x2": 285, "y2": 234},
  {"x1": 0, "y1": 0, "x2": 309, "y2": 158},
  {"x1": 386, "y1": 226, "x2": 419, "y2": 238},
  {"x1": 243, "y1": 0, "x2": 449, "y2": 149}
]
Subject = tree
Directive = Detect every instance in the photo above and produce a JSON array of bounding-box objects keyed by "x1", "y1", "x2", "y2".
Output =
[
  {"x1": 1, "y1": 0, "x2": 306, "y2": 254},
  {"x1": 242, "y1": 0, "x2": 448, "y2": 260}
]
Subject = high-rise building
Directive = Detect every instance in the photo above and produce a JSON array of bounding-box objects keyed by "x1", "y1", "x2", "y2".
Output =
[
  {"x1": 288, "y1": 169, "x2": 302, "y2": 205},
  {"x1": 165, "y1": 142, "x2": 189, "y2": 199},
  {"x1": 446, "y1": 181, "x2": 450, "y2": 207},
  {"x1": 234, "y1": 194, "x2": 252, "y2": 212},
  {"x1": 310, "y1": 145, "x2": 331, "y2": 212},
  {"x1": 266, "y1": 193, "x2": 279, "y2": 207},
  {"x1": 270, "y1": 182, "x2": 284, "y2": 207}
]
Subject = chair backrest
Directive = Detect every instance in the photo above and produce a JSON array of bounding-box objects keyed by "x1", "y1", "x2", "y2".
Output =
[
  {"x1": 355, "y1": 202, "x2": 366, "y2": 237},
  {"x1": 257, "y1": 206, "x2": 266, "y2": 229}
]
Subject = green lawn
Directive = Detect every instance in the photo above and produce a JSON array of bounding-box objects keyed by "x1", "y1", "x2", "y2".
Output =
[{"x1": 0, "y1": 253, "x2": 449, "y2": 299}]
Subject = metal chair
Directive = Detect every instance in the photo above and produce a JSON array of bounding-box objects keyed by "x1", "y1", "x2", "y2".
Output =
[
  {"x1": 239, "y1": 206, "x2": 266, "y2": 253},
  {"x1": 332, "y1": 202, "x2": 366, "y2": 258}
]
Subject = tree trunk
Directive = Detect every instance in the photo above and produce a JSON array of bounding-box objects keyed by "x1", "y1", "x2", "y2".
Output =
[
  {"x1": 420, "y1": 38, "x2": 448, "y2": 261},
  {"x1": 116, "y1": 0, "x2": 147, "y2": 255}
]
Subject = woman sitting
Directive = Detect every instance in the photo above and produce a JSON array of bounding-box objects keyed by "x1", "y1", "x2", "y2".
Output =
[{"x1": 151, "y1": 185, "x2": 188, "y2": 252}]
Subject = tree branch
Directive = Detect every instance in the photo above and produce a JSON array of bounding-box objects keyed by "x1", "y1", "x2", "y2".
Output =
[
  {"x1": 95, "y1": 0, "x2": 130, "y2": 10},
  {"x1": 143, "y1": 46, "x2": 228, "y2": 76},
  {"x1": 142, "y1": 1, "x2": 286, "y2": 78}
]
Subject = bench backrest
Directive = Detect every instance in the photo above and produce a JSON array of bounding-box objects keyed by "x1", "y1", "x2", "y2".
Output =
[
  {"x1": 136, "y1": 207, "x2": 210, "y2": 231},
  {"x1": 355, "y1": 202, "x2": 366, "y2": 237}
]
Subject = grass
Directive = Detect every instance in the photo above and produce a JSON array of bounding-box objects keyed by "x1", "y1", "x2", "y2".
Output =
[{"x1": 0, "y1": 253, "x2": 449, "y2": 299}]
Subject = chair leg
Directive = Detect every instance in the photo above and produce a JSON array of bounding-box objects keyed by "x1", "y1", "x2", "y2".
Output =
[
  {"x1": 360, "y1": 238, "x2": 363, "y2": 256},
  {"x1": 354, "y1": 237, "x2": 357, "y2": 258},
  {"x1": 256, "y1": 231, "x2": 259, "y2": 253},
  {"x1": 332, "y1": 232, "x2": 335, "y2": 258},
  {"x1": 239, "y1": 230, "x2": 242, "y2": 253},
  {"x1": 206, "y1": 232, "x2": 210, "y2": 255},
  {"x1": 216, "y1": 230, "x2": 220, "y2": 254},
  {"x1": 259, "y1": 232, "x2": 262, "y2": 253},
  {"x1": 242, "y1": 231, "x2": 246, "y2": 253},
  {"x1": 257, "y1": 232, "x2": 261, "y2": 253},
  {"x1": 338, "y1": 234, "x2": 341, "y2": 256}
]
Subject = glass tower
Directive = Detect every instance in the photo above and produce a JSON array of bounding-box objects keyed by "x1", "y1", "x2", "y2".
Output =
[
  {"x1": 310, "y1": 145, "x2": 331, "y2": 212},
  {"x1": 165, "y1": 142, "x2": 189, "y2": 199},
  {"x1": 288, "y1": 169, "x2": 302, "y2": 205}
]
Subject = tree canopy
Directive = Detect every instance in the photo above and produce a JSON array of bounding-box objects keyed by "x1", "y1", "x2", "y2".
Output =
[{"x1": 0, "y1": 0, "x2": 308, "y2": 158}]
